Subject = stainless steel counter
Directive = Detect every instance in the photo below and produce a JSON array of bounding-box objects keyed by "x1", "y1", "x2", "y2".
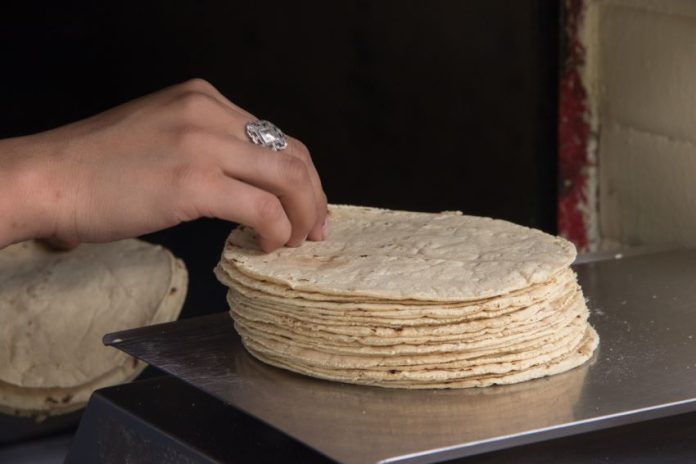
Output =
[{"x1": 106, "y1": 248, "x2": 696, "y2": 463}]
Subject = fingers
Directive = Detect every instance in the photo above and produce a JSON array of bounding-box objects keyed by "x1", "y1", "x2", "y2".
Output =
[
  {"x1": 180, "y1": 133, "x2": 320, "y2": 249},
  {"x1": 217, "y1": 139, "x2": 319, "y2": 247},
  {"x1": 285, "y1": 138, "x2": 328, "y2": 241},
  {"x1": 195, "y1": 175, "x2": 292, "y2": 252},
  {"x1": 163, "y1": 78, "x2": 329, "y2": 248}
]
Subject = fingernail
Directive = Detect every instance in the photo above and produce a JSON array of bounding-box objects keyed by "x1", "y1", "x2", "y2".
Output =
[{"x1": 322, "y1": 217, "x2": 331, "y2": 239}]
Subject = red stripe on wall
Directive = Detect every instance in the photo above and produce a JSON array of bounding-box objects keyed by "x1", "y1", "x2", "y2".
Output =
[{"x1": 558, "y1": 0, "x2": 593, "y2": 251}]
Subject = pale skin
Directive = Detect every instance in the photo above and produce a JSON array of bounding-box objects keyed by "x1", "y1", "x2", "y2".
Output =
[{"x1": 0, "y1": 79, "x2": 329, "y2": 252}]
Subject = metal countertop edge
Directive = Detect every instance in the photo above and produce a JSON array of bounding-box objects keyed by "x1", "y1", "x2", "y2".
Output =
[{"x1": 379, "y1": 398, "x2": 696, "y2": 464}]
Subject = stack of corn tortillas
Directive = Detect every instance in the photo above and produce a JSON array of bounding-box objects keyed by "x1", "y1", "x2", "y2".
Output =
[
  {"x1": 0, "y1": 240, "x2": 187, "y2": 417},
  {"x1": 216, "y1": 205, "x2": 598, "y2": 389}
]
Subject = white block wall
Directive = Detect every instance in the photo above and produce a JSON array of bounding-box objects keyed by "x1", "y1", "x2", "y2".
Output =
[{"x1": 590, "y1": 0, "x2": 696, "y2": 245}]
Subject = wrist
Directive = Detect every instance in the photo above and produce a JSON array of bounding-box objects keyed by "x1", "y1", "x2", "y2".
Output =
[{"x1": 0, "y1": 136, "x2": 57, "y2": 248}]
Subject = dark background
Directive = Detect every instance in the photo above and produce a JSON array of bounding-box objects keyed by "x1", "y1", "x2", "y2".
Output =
[{"x1": 1, "y1": 1, "x2": 559, "y2": 317}]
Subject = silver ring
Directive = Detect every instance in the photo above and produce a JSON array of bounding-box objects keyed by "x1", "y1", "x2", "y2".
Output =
[{"x1": 245, "y1": 120, "x2": 288, "y2": 151}]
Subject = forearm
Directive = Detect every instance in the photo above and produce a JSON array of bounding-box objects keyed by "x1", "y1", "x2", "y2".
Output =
[{"x1": 0, "y1": 136, "x2": 54, "y2": 248}]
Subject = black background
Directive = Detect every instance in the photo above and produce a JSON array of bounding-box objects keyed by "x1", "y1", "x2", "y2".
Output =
[{"x1": 1, "y1": 1, "x2": 559, "y2": 317}]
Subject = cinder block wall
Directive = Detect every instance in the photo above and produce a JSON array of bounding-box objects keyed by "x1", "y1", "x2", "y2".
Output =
[{"x1": 590, "y1": 0, "x2": 696, "y2": 246}]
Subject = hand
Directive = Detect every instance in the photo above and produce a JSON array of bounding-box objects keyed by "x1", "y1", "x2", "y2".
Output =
[{"x1": 0, "y1": 79, "x2": 328, "y2": 252}]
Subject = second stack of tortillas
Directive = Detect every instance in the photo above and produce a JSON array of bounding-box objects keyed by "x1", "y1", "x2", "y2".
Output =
[
  {"x1": 0, "y1": 240, "x2": 187, "y2": 416},
  {"x1": 216, "y1": 205, "x2": 598, "y2": 389}
]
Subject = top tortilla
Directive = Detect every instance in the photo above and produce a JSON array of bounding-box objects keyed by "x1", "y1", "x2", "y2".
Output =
[
  {"x1": 222, "y1": 205, "x2": 576, "y2": 302},
  {"x1": 0, "y1": 240, "x2": 187, "y2": 389}
]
